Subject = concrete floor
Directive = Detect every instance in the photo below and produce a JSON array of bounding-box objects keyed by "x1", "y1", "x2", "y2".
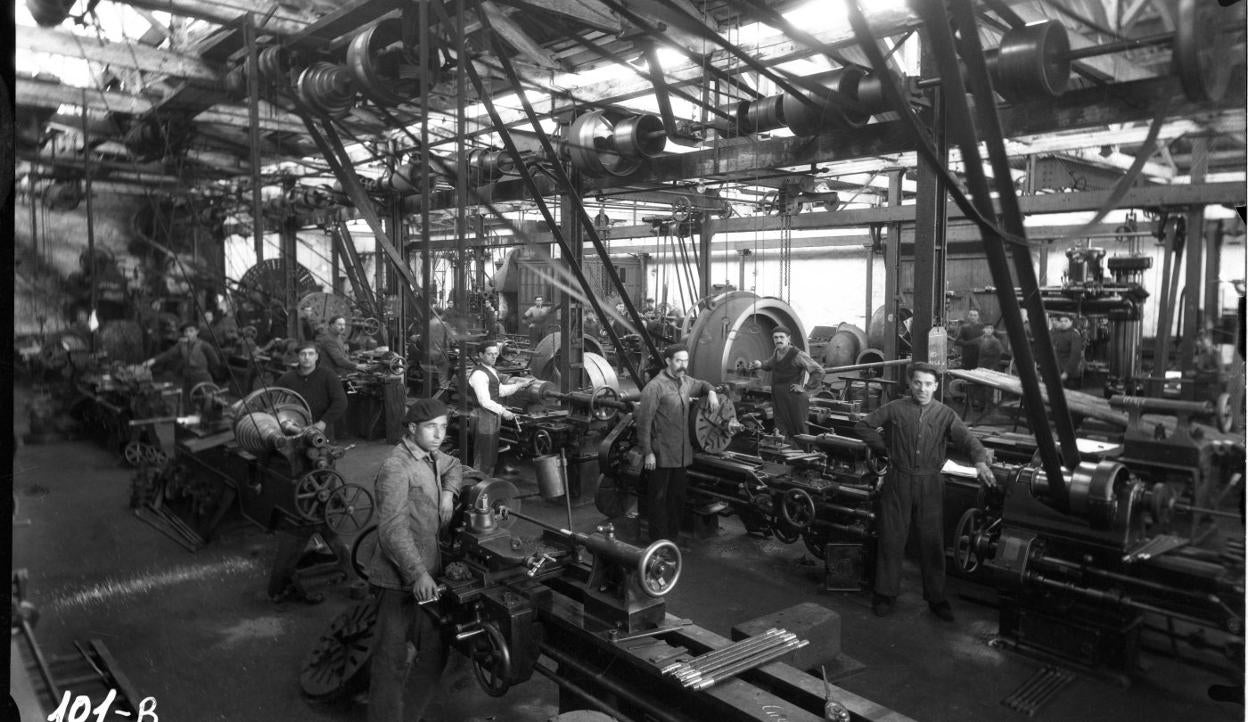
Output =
[{"x1": 10, "y1": 386, "x2": 1244, "y2": 722}]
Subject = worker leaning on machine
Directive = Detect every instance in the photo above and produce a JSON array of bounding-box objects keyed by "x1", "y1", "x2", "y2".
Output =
[
  {"x1": 467, "y1": 339, "x2": 534, "y2": 475},
  {"x1": 275, "y1": 341, "x2": 348, "y2": 439},
  {"x1": 316, "y1": 315, "x2": 367, "y2": 378}
]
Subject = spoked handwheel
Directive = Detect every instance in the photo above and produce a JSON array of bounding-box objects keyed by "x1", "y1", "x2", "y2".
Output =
[
  {"x1": 294, "y1": 469, "x2": 346, "y2": 522},
  {"x1": 953, "y1": 507, "x2": 996, "y2": 574},
  {"x1": 588, "y1": 385, "x2": 621, "y2": 421},
  {"x1": 123, "y1": 441, "x2": 145, "y2": 467},
  {"x1": 189, "y1": 381, "x2": 222, "y2": 410},
  {"x1": 299, "y1": 598, "x2": 380, "y2": 700},
  {"x1": 470, "y1": 622, "x2": 513, "y2": 697},
  {"x1": 779, "y1": 488, "x2": 816, "y2": 529},
  {"x1": 323, "y1": 483, "x2": 375, "y2": 533},
  {"x1": 637, "y1": 539, "x2": 682, "y2": 597}
]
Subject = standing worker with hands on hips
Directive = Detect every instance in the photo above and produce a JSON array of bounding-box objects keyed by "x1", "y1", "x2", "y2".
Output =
[
  {"x1": 854, "y1": 362, "x2": 995, "y2": 622},
  {"x1": 636, "y1": 343, "x2": 720, "y2": 545},
  {"x1": 366, "y1": 398, "x2": 465, "y2": 722},
  {"x1": 749, "y1": 326, "x2": 823, "y2": 439}
]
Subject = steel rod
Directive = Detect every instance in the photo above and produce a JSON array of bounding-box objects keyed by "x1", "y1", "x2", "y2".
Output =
[
  {"x1": 673, "y1": 632, "x2": 797, "y2": 680},
  {"x1": 659, "y1": 628, "x2": 783, "y2": 674},
  {"x1": 691, "y1": 639, "x2": 809, "y2": 690}
]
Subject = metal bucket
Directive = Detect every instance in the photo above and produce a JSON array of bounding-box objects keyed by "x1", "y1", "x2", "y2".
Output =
[{"x1": 533, "y1": 453, "x2": 567, "y2": 500}]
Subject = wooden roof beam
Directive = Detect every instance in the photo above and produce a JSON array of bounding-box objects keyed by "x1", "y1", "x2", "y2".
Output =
[
  {"x1": 105, "y1": 0, "x2": 313, "y2": 36},
  {"x1": 16, "y1": 25, "x2": 225, "y2": 83}
]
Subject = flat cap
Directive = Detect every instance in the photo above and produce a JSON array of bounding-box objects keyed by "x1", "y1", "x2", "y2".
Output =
[{"x1": 404, "y1": 398, "x2": 449, "y2": 425}]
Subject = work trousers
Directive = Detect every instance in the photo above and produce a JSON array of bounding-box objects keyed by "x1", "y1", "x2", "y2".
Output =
[
  {"x1": 772, "y1": 388, "x2": 809, "y2": 439},
  {"x1": 473, "y1": 410, "x2": 501, "y2": 476},
  {"x1": 645, "y1": 466, "x2": 688, "y2": 543},
  {"x1": 368, "y1": 587, "x2": 450, "y2": 722},
  {"x1": 874, "y1": 470, "x2": 946, "y2": 603}
]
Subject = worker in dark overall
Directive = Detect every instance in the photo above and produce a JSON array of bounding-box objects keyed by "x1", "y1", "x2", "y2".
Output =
[
  {"x1": 854, "y1": 362, "x2": 994, "y2": 622},
  {"x1": 143, "y1": 322, "x2": 222, "y2": 407},
  {"x1": 750, "y1": 325, "x2": 823, "y2": 439}
]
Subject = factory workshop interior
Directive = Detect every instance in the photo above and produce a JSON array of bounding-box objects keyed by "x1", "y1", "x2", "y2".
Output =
[{"x1": 7, "y1": 0, "x2": 1248, "y2": 720}]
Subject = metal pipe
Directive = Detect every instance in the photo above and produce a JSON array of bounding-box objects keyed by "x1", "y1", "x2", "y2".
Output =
[
  {"x1": 690, "y1": 639, "x2": 809, "y2": 690},
  {"x1": 822, "y1": 358, "x2": 912, "y2": 375},
  {"x1": 673, "y1": 633, "x2": 796, "y2": 680},
  {"x1": 660, "y1": 628, "x2": 783, "y2": 674}
]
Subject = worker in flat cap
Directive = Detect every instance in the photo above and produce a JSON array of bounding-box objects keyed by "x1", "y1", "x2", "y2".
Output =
[
  {"x1": 143, "y1": 322, "x2": 223, "y2": 405},
  {"x1": 366, "y1": 397, "x2": 466, "y2": 721},
  {"x1": 275, "y1": 340, "x2": 347, "y2": 439},
  {"x1": 749, "y1": 326, "x2": 823, "y2": 439},
  {"x1": 1049, "y1": 313, "x2": 1085, "y2": 390}
]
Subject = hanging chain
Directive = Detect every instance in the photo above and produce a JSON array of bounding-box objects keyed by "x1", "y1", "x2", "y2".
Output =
[{"x1": 780, "y1": 210, "x2": 793, "y2": 304}]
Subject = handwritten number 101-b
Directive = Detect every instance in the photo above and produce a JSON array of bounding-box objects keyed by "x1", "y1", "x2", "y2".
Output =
[{"x1": 48, "y1": 690, "x2": 159, "y2": 721}]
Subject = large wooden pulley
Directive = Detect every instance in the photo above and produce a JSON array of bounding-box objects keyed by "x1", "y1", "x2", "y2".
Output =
[
  {"x1": 690, "y1": 395, "x2": 737, "y2": 454},
  {"x1": 991, "y1": 20, "x2": 1071, "y2": 103},
  {"x1": 567, "y1": 109, "x2": 666, "y2": 177},
  {"x1": 300, "y1": 599, "x2": 380, "y2": 700}
]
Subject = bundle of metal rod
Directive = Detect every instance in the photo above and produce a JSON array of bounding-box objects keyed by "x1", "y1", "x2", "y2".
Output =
[{"x1": 660, "y1": 628, "x2": 808, "y2": 690}]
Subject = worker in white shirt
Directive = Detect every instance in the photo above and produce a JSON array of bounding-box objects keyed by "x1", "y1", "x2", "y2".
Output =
[{"x1": 467, "y1": 339, "x2": 533, "y2": 474}]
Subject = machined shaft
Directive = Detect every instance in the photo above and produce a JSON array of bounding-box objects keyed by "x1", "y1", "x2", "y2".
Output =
[{"x1": 659, "y1": 628, "x2": 783, "y2": 674}]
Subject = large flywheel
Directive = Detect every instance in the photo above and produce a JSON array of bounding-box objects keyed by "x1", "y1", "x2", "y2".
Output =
[{"x1": 680, "y1": 291, "x2": 805, "y2": 385}]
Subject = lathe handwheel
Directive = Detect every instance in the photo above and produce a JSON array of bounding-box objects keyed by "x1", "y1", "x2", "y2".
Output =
[
  {"x1": 954, "y1": 507, "x2": 986, "y2": 574},
  {"x1": 867, "y1": 450, "x2": 889, "y2": 477},
  {"x1": 690, "y1": 395, "x2": 738, "y2": 454},
  {"x1": 470, "y1": 621, "x2": 513, "y2": 697},
  {"x1": 637, "y1": 539, "x2": 682, "y2": 597},
  {"x1": 323, "y1": 483, "x2": 375, "y2": 534},
  {"x1": 123, "y1": 441, "x2": 145, "y2": 467},
  {"x1": 144, "y1": 445, "x2": 167, "y2": 466},
  {"x1": 779, "y1": 488, "x2": 816, "y2": 529},
  {"x1": 530, "y1": 428, "x2": 554, "y2": 458},
  {"x1": 294, "y1": 469, "x2": 346, "y2": 523},
  {"x1": 387, "y1": 354, "x2": 406, "y2": 376},
  {"x1": 1214, "y1": 392, "x2": 1232, "y2": 433},
  {"x1": 588, "y1": 385, "x2": 621, "y2": 422},
  {"x1": 189, "y1": 381, "x2": 221, "y2": 410},
  {"x1": 359, "y1": 316, "x2": 382, "y2": 336},
  {"x1": 299, "y1": 598, "x2": 380, "y2": 700},
  {"x1": 350, "y1": 525, "x2": 379, "y2": 582}
]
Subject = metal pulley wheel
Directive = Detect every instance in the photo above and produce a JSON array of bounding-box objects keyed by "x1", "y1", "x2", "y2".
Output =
[
  {"x1": 294, "y1": 469, "x2": 346, "y2": 523},
  {"x1": 323, "y1": 483, "x2": 375, "y2": 534},
  {"x1": 469, "y1": 621, "x2": 513, "y2": 697},
  {"x1": 296, "y1": 62, "x2": 356, "y2": 118},
  {"x1": 258, "y1": 45, "x2": 292, "y2": 86},
  {"x1": 386, "y1": 354, "x2": 406, "y2": 376},
  {"x1": 690, "y1": 396, "x2": 737, "y2": 454},
  {"x1": 637, "y1": 539, "x2": 682, "y2": 597},
  {"x1": 347, "y1": 17, "x2": 435, "y2": 107},
  {"x1": 1174, "y1": 0, "x2": 1237, "y2": 103},
  {"x1": 953, "y1": 507, "x2": 997, "y2": 574},
  {"x1": 990, "y1": 20, "x2": 1071, "y2": 103},
  {"x1": 593, "y1": 474, "x2": 633, "y2": 518},
  {"x1": 234, "y1": 387, "x2": 312, "y2": 428},
  {"x1": 567, "y1": 109, "x2": 666, "y2": 177},
  {"x1": 463, "y1": 479, "x2": 521, "y2": 530},
  {"x1": 681, "y1": 291, "x2": 806, "y2": 385},
  {"x1": 358, "y1": 316, "x2": 382, "y2": 336},
  {"x1": 588, "y1": 386, "x2": 621, "y2": 421},
  {"x1": 779, "y1": 488, "x2": 816, "y2": 529},
  {"x1": 300, "y1": 599, "x2": 380, "y2": 700},
  {"x1": 670, "y1": 196, "x2": 692, "y2": 222}
]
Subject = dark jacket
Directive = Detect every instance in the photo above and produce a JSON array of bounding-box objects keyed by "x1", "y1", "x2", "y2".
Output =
[
  {"x1": 636, "y1": 370, "x2": 714, "y2": 468},
  {"x1": 275, "y1": 365, "x2": 348, "y2": 426},
  {"x1": 854, "y1": 397, "x2": 989, "y2": 475}
]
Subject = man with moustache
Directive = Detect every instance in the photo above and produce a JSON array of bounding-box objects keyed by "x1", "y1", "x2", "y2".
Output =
[
  {"x1": 749, "y1": 326, "x2": 823, "y2": 439},
  {"x1": 854, "y1": 362, "x2": 995, "y2": 622},
  {"x1": 316, "y1": 315, "x2": 368, "y2": 378},
  {"x1": 636, "y1": 343, "x2": 720, "y2": 545}
]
